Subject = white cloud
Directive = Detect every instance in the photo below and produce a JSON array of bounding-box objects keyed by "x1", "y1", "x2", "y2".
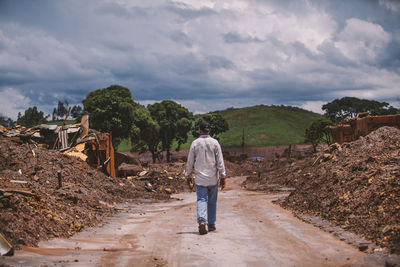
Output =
[
  {"x1": 379, "y1": 0, "x2": 400, "y2": 12},
  {"x1": 300, "y1": 101, "x2": 326, "y2": 114},
  {"x1": 0, "y1": 88, "x2": 32, "y2": 120},
  {"x1": 0, "y1": 24, "x2": 103, "y2": 85},
  {"x1": 389, "y1": 100, "x2": 400, "y2": 109},
  {"x1": 334, "y1": 18, "x2": 391, "y2": 63},
  {"x1": 0, "y1": 0, "x2": 399, "y2": 118},
  {"x1": 171, "y1": 0, "x2": 216, "y2": 10},
  {"x1": 137, "y1": 100, "x2": 157, "y2": 107}
]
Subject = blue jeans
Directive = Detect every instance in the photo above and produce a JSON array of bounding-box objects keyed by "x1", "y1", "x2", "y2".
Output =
[{"x1": 196, "y1": 184, "x2": 218, "y2": 225}]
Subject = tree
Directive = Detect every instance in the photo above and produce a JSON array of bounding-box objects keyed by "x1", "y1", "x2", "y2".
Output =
[
  {"x1": 70, "y1": 105, "x2": 83, "y2": 119},
  {"x1": 16, "y1": 106, "x2": 49, "y2": 127},
  {"x1": 322, "y1": 97, "x2": 398, "y2": 123},
  {"x1": 82, "y1": 85, "x2": 138, "y2": 147},
  {"x1": 191, "y1": 113, "x2": 229, "y2": 140},
  {"x1": 175, "y1": 117, "x2": 192, "y2": 150},
  {"x1": 398, "y1": 97, "x2": 400, "y2": 110},
  {"x1": 304, "y1": 117, "x2": 333, "y2": 152},
  {"x1": 131, "y1": 108, "x2": 161, "y2": 163},
  {"x1": 0, "y1": 114, "x2": 14, "y2": 127},
  {"x1": 52, "y1": 108, "x2": 57, "y2": 121},
  {"x1": 148, "y1": 100, "x2": 193, "y2": 162},
  {"x1": 52, "y1": 100, "x2": 70, "y2": 121}
]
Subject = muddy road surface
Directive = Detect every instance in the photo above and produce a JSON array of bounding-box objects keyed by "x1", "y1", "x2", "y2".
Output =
[{"x1": 1, "y1": 177, "x2": 395, "y2": 266}]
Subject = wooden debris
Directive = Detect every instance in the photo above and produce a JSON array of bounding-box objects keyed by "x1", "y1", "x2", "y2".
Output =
[
  {"x1": 10, "y1": 180, "x2": 27, "y2": 184},
  {"x1": 0, "y1": 188, "x2": 35, "y2": 197}
]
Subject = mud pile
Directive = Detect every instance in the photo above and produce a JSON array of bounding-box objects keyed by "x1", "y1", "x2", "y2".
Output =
[
  {"x1": 246, "y1": 126, "x2": 399, "y2": 253},
  {"x1": 0, "y1": 137, "x2": 189, "y2": 249},
  {"x1": 283, "y1": 127, "x2": 399, "y2": 253},
  {"x1": 134, "y1": 162, "x2": 190, "y2": 194},
  {"x1": 241, "y1": 157, "x2": 308, "y2": 192}
]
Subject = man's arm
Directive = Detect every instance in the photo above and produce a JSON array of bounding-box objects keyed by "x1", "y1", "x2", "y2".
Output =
[
  {"x1": 185, "y1": 143, "x2": 195, "y2": 189},
  {"x1": 185, "y1": 143, "x2": 195, "y2": 177},
  {"x1": 215, "y1": 142, "x2": 226, "y2": 178},
  {"x1": 215, "y1": 142, "x2": 226, "y2": 190}
]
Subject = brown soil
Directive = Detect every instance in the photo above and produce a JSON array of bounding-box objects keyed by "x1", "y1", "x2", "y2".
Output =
[
  {"x1": 243, "y1": 126, "x2": 400, "y2": 254},
  {"x1": 0, "y1": 136, "x2": 191, "y2": 249},
  {"x1": 0, "y1": 135, "x2": 247, "y2": 251},
  {"x1": 2, "y1": 126, "x2": 399, "y2": 256}
]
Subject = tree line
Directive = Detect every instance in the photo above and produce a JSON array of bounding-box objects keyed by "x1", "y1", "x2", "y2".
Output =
[
  {"x1": 304, "y1": 96, "x2": 399, "y2": 151},
  {"x1": 0, "y1": 100, "x2": 83, "y2": 128},
  {"x1": 0, "y1": 85, "x2": 228, "y2": 162},
  {"x1": 1, "y1": 87, "x2": 398, "y2": 156}
]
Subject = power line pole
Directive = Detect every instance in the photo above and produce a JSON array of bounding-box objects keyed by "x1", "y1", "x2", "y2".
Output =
[{"x1": 241, "y1": 128, "x2": 245, "y2": 155}]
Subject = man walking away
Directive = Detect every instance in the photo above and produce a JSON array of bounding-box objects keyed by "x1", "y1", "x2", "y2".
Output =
[{"x1": 185, "y1": 121, "x2": 226, "y2": 235}]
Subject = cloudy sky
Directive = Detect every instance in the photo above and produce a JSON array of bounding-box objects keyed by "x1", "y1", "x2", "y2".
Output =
[{"x1": 0, "y1": 0, "x2": 399, "y2": 119}]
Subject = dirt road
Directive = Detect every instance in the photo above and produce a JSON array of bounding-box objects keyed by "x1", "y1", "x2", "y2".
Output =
[{"x1": 1, "y1": 177, "x2": 394, "y2": 266}]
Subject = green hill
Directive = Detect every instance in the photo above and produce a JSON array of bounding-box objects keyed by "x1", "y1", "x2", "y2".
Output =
[
  {"x1": 215, "y1": 105, "x2": 322, "y2": 147},
  {"x1": 118, "y1": 104, "x2": 322, "y2": 151}
]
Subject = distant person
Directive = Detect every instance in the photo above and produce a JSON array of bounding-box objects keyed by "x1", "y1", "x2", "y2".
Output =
[{"x1": 185, "y1": 121, "x2": 226, "y2": 235}]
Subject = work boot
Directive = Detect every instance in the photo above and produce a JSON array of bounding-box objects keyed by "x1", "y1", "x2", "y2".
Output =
[
  {"x1": 199, "y1": 221, "x2": 207, "y2": 235},
  {"x1": 208, "y1": 224, "x2": 216, "y2": 232}
]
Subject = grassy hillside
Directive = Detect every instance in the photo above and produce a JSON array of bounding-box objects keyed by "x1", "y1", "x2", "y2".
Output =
[
  {"x1": 118, "y1": 105, "x2": 322, "y2": 151},
  {"x1": 216, "y1": 105, "x2": 322, "y2": 147}
]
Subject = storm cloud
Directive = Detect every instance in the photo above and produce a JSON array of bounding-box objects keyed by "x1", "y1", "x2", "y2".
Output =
[{"x1": 0, "y1": 0, "x2": 399, "y2": 119}]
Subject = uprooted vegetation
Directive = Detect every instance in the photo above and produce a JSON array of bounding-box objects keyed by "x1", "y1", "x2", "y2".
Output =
[
  {"x1": 244, "y1": 126, "x2": 400, "y2": 254},
  {"x1": 0, "y1": 136, "x2": 192, "y2": 249}
]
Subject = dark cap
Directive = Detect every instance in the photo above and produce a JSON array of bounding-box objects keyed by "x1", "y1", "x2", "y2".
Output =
[{"x1": 199, "y1": 121, "x2": 210, "y2": 132}]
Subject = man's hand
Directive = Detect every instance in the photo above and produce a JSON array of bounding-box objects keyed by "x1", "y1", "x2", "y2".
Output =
[
  {"x1": 219, "y1": 177, "x2": 226, "y2": 190},
  {"x1": 186, "y1": 177, "x2": 194, "y2": 190}
]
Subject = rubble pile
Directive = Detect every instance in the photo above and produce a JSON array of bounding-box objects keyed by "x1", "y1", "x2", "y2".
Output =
[
  {"x1": 0, "y1": 136, "x2": 189, "y2": 249},
  {"x1": 246, "y1": 126, "x2": 399, "y2": 253},
  {"x1": 224, "y1": 160, "x2": 248, "y2": 177},
  {"x1": 241, "y1": 157, "x2": 308, "y2": 192},
  {"x1": 129, "y1": 163, "x2": 190, "y2": 195},
  {"x1": 282, "y1": 126, "x2": 399, "y2": 253}
]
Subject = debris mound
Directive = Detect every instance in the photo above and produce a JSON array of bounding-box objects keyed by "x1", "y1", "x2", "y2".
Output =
[
  {"x1": 241, "y1": 157, "x2": 306, "y2": 192},
  {"x1": 0, "y1": 137, "x2": 188, "y2": 249},
  {"x1": 280, "y1": 126, "x2": 400, "y2": 253}
]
